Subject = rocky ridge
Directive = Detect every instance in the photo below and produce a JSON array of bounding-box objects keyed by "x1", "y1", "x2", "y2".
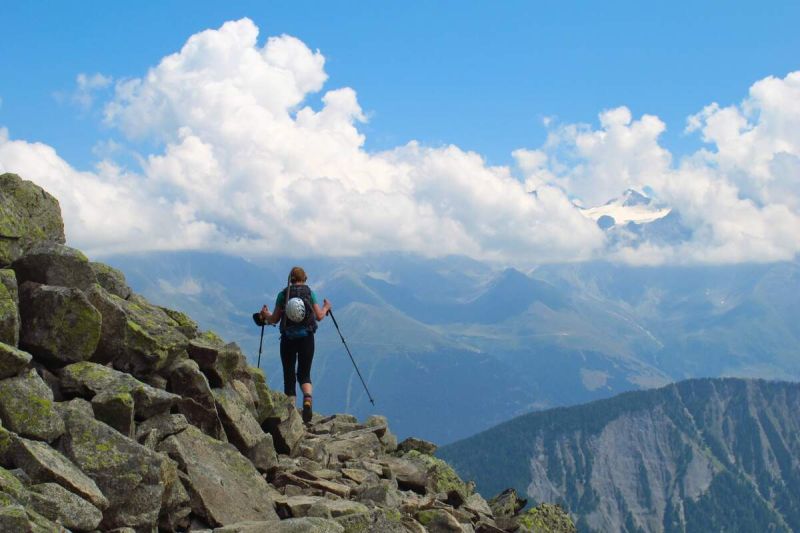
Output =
[{"x1": 0, "y1": 173, "x2": 575, "y2": 532}]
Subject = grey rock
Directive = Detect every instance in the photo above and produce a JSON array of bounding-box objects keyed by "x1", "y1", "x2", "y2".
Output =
[
  {"x1": 58, "y1": 400, "x2": 165, "y2": 529},
  {"x1": 135, "y1": 413, "x2": 189, "y2": 444},
  {"x1": 18, "y1": 282, "x2": 101, "y2": 366},
  {"x1": 247, "y1": 367, "x2": 276, "y2": 424},
  {"x1": 156, "y1": 452, "x2": 191, "y2": 531},
  {"x1": 355, "y1": 480, "x2": 403, "y2": 508},
  {"x1": 0, "y1": 173, "x2": 65, "y2": 267},
  {"x1": 415, "y1": 508, "x2": 463, "y2": 532},
  {"x1": 187, "y1": 336, "x2": 250, "y2": 387},
  {"x1": 167, "y1": 359, "x2": 226, "y2": 440},
  {"x1": 89, "y1": 261, "x2": 131, "y2": 299},
  {"x1": 397, "y1": 437, "x2": 438, "y2": 456},
  {"x1": 307, "y1": 498, "x2": 369, "y2": 519},
  {"x1": 0, "y1": 504, "x2": 31, "y2": 531},
  {"x1": 0, "y1": 466, "x2": 29, "y2": 504},
  {"x1": 12, "y1": 242, "x2": 96, "y2": 291},
  {"x1": 11, "y1": 436, "x2": 108, "y2": 510},
  {"x1": 28, "y1": 482, "x2": 103, "y2": 531},
  {"x1": 159, "y1": 307, "x2": 199, "y2": 339},
  {"x1": 158, "y1": 425, "x2": 279, "y2": 527},
  {"x1": 0, "y1": 368, "x2": 64, "y2": 442},
  {"x1": 91, "y1": 389, "x2": 135, "y2": 438},
  {"x1": 324, "y1": 431, "x2": 382, "y2": 464},
  {"x1": 264, "y1": 393, "x2": 305, "y2": 455},
  {"x1": 379, "y1": 457, "x2": 428, "y2": 494},
  {"x1": 272, "y1": 517, "x2": 345, "y2": 533},
  {"x1": 88, "y1": 290, "x2": 189, "y2": 377},
  {"x1": 0, "y1": 341, "x2": 31, "y2": 379},
  {"x1": 212, "y1": 385, "x2": 276, "y2": 470},
  {"x1": 276, "y1": 495, "x2": 322, "y2": 518},
  {"x1": 60, "y1": 361, "x2": 180, "y2": 419},
  {"x1": 0, "y1": 269, "x2": 19, "y2": 346}
]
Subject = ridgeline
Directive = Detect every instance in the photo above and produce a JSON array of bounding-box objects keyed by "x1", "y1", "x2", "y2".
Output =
[{"x1": 0, "y1": 172, "x2": 574, "y2": 532}]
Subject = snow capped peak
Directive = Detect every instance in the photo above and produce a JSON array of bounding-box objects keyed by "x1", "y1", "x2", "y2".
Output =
[{"x1": 580, "y1": 189, "x2": 671, "y2": 226}]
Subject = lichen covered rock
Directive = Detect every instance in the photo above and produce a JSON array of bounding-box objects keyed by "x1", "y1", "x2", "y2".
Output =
[
  {"x1": 0, "y1": 369, "x2": 64, "y2": 442},
  {"x1": 12, "y1": 242, "x2": 97, "y2": 291},
  {"x1": 57, "y1": 400, "x2": 166, "y2": 529},
  {"x1": 0, "y1": 341, "x2": 31, "y2": 379},
  {"x1": 0, "y1": 270, "x2": 20, "y2": 346},
  {"x1": 89, "y1": 261, "x2": 132, "y2": 300},
  {"x1": 28, "y1": 482, "x2": 103, "y2": 532},
  {"x1": 18, "y1": 282, "x2": 101, "y2": 366},
  {"x1": 0, "y1": 173, "x2": 65, "y2": 267},
  {"x1": 60, "y1": 361, "x2": 179, "y2": 419}
]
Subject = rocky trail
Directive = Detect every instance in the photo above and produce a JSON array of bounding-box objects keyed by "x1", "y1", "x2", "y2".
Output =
[{"x1": 0, "y1": 172, "x2": 574, "y2": 532}]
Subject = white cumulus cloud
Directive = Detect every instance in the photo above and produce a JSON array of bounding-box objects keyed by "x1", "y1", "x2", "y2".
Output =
[{"x1": 0, "y1": 18, "x2": 798, "y2": 266}]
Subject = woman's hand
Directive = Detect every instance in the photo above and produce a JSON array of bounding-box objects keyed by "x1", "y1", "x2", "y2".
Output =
[
  {"x1": 323, "y1": 299, "x2": 332, "y2": 314},
  {"x1": 260, "y1": 305, "x2": 270, "y2": 321}
]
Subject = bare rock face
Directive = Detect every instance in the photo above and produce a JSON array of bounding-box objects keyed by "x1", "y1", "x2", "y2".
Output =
[
  {"x1": 18, "y1": 282, "x2": 101, "y2": 366},
  {"x1": 0, "y1": 369, "x2": 64, "y2": 442},
  {"x1": 158, "y1": 425, "x2": 280, "y2": 527},
  {"x1": 0, "y1": 173, "x2": 65, "y2": 267},
  {"x1": 0, "y1": 269, "x2": 19, "y2": 346}
]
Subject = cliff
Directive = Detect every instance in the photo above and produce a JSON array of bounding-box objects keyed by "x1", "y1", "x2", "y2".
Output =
[{"x1": 439, "y1": 378, "x2": 800, "y2": 532}]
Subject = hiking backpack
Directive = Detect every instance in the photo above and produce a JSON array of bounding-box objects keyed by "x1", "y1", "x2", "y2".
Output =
[{"x1": 280, "y1": 284, "x2": 318, "y2": 337}]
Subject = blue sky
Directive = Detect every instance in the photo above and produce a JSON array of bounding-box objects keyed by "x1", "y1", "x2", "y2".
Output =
[
  {"x1": 1, "y1": 2, "x2": 799, "y2": 266},
  {"x1": 3, "y1": 1, "x2": 798, "y2": 168}
]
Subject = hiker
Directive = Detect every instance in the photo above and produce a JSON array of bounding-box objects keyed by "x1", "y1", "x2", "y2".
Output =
[{"x1": 259, "y1": 266, "x2": 331, "y2": 423}]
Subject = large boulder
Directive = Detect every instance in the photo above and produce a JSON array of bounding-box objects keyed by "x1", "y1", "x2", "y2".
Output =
[
  {"x1": 57, "y1": 400, "x2": 166, "y2": 530},
  {"x1": 247, "y1": 367, "x2": 277, "y2": 425},
  {"x1": 12, "y1": 242, "x2": 97, "y2": 291},
  {"x1": 264, "y1": 393, "x2": 306, "y2": 456},
  {"x1": 93, "y1": 291, "x2": 189, "y2": 378},
  {"x1": 89, "y1": 261, "x2": 131, "y2": 300},
  {"x1": 0, "y1": 342, "x2": 31, "y2": 379},
  {"x1": 60, "y1": 361, "x2": 179, "y2": 419},
  {"x1": 0, "y1": 173, "x2": 65, "y2": 267},
  {"x1": 167, "y1": 359, "x2": 226, "y2": 441},
  {"x1": 0, "y1": 270, "x2": 19, "y2": 346},
  {"x1": 18, "y1": 282, "x2": 101, "y2": 366},
  {"x1": 158, "y1": 425, "x2": 279, "y2": 527},
  {"x1": 11, "y1": 436, "x2": 108, "y2": 510},
  {"x1": 187, "y1": 334, "x2": 250, "y2": 388},
  {"x1": 0, "y1": 369, "x2": 64, "y2": 442},
  {"x1": 27, "y1": 482, "x2": 103, "y2": 532},
  {"x1": 212, "y1": 385, "x2": 277, "y2": 472}
]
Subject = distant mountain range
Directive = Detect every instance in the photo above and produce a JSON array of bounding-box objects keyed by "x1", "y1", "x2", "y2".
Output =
[
  {"x1": 438, "y1": 378, "x2": 800, "y2": 532},
  {"x1": 103, "y1": 246, "x2": 800, "y2": 446}
]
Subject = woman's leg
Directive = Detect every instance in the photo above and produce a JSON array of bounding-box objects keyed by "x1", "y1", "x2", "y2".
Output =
[
  {"x1": 296, "y1": 335, "x2": 315, "y2": 421},
  {"x1": 280, "y1": 338, "x2": 299, "y2": 399}
]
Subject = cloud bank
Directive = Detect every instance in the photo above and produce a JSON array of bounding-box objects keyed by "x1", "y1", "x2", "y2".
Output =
[{"x1": 1, "y1": 19, "x2": 798, "y2": 266}]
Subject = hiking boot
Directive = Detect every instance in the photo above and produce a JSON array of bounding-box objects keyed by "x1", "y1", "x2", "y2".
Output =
[{"x1": 302, "y1": 395, "x2": 313, "y2": 423}]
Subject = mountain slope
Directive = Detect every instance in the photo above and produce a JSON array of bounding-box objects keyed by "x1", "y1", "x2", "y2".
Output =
[{"x1": 438, "y1": 378, "x2": 800, "y2": 532}]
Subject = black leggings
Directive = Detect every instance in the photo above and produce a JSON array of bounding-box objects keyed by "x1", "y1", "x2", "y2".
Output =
[{"x1": 280, "y1": 335, "x2": 315, "y2": 397}]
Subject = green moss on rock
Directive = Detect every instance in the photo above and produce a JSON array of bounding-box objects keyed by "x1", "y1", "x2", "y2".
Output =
[{"x1": 518, "y1": 503, "x2": 577, "y2": 533}]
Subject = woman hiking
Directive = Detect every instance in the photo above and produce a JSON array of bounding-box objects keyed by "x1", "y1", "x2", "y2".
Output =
[{"x1": 259, "y1": 266, "x2": 331, "y2": 423}]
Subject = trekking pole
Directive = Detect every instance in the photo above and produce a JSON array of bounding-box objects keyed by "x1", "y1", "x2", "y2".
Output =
[
  {"x1": 327, "y1": 310, "x2": 375, "y2": 406},
  {"x1": 256, "y1": 323, "x2": 265, "y2": 369}
]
